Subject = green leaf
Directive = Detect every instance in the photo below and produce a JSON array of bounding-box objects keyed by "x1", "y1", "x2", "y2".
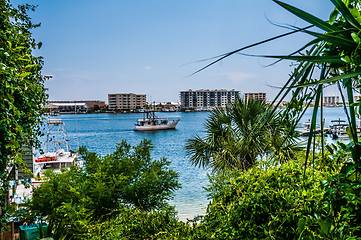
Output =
[
  {"x1": 256, "y1": 55, "x2": 343, "y2": 64},
  {"x1": 329, "y1": 9, "x2": 339, "y2": 24},
  {"x1": 318, "y1": 219, "x2": 332, "y2": 235},
  {"x1": 304, "y1": 30, "x2": 356, "y2": 48},
  {"x1": 351, "y1": 32, "x2": 361, "y2": 44},
  {"x1": 350, "y1": 8, "x2": 361, "y2": 24},
  {"x1": 330, "y1": 0, "x2": 361, "y2": 30},
  {"x1": 190, "y1": 26, "x2": 312, "y2": 76},
  {"x1": 340, "y1": 163, "x2": 355, "y2": 176},
  {"x1": 341, "y1": 55, "x2": 351, "y2": 63},
  {"x1": 346, "y1": 126, "x2": 352, "y2": 138},
  {"x1": 295, "y1": 69, "x2": 361, "y2": 87},
  {"x1": 305, "y1": 85, "x2": 322, "y2": 171},
  {"x1": 19, "y1": 72, "x2": 31, "y2": 78},
  {"x1": 297, "y1": 218, "x2": 306, "y2": 234},
  {"x1": 273, "y1": 0, "x2": 338, "y2": 32}
]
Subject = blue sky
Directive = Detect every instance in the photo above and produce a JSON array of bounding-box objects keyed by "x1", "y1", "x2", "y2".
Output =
[{"x1": 14, "y1": 0, "x2": 335, "y2": 102}]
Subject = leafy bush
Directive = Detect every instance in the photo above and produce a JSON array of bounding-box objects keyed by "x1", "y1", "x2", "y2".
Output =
[
  {"x1": 1, "y1": 1, "x2": 47, "y2": 227},
  {"x1": 322, "y1": 164, "x2": 361, "y2": 239},
  {"x1": 191, "y1": 160, "x2": 335, "y2": 239},
  {"x1": 21, "y1": 139, "x2": 181, "y2": 239},
  {"x1": 80, "y1": 207, "x2": 191, "y2": 240}
]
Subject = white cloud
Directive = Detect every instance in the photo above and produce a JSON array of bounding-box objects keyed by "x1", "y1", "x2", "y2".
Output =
[
  {"x1": 145, "y1": 66, "x2": 151, "y2": 70},
  {"x1": 221, "y1": 72, "x2": 256, "y2": 83}
]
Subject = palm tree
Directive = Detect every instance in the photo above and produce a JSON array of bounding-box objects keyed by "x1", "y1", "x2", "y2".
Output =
[
  {"x1": 192, "y1": 0, "x2": 361, "y2": 171},
  {"x1": 185, "y1": 98, "x2": 300, "y2": 172},
  {"x1": 188, "y1": 0, "x2": 361, "y2": 236}
]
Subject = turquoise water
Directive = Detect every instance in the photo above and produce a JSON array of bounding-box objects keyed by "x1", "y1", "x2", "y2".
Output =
[
  {"x1": 44, "y1": 107, "x2": 348, "y2": 220},
  {"x1": 47, "y1": 112, "x2": 210, "y2": 221},
  {"x1": 300, "y1": 106, "x2": 351, "y2": 126}
]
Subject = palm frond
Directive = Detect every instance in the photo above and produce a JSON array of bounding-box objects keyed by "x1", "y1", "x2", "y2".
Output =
[
  {"x1": 294, "y1": 69, "x2": 361, "y2": 87},
  {"x1": 330, "y1": 0, "x2": 361, "y2": 29},
  {"x1": 303, "y1": 30, "x2": 356, "y2": 48},
  {"x1": 188, "y1": 26, "x2": 312, "y2": 77},
  {"x1": 273, "y1": 0, "x2": 338, "y2": 32},
  {"x1": 239, "y1": 54, "x2": 344, "y2": 64}
]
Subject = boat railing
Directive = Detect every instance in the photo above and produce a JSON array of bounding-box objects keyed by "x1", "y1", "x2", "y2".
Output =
[{"x1": 48, "y1": 119, "x2": 63, "y2": 125}]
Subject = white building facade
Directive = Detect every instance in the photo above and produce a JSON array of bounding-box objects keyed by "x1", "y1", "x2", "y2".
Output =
[
  {"x1": 324, "y1": 96, "x2": 340, "y2": 106},
  {"x1": 180, "y1": 89, "x2": 240, "y2": 110},
  {"x1": 108, "y1": 93, "x2": 146, "y2": 111},
  {"x1": 244, "y1": 92, "x2": 266, "y2": 102}
]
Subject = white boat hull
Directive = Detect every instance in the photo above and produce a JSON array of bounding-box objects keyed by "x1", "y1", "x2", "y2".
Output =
[
  {"x1": 34, "y1": 151, "x2": 78, "y2": 177},
  {"x1": 134, "y1": 120, "x2": 179, "y2": 131}
]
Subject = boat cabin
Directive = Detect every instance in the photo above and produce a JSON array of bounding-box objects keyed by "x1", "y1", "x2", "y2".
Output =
[{"x1": 135, "y1": 118, "x2": 168, "y2": 126}]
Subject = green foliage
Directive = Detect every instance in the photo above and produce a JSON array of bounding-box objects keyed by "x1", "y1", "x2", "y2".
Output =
[
  {"x1": 80, "y1": 207, "x2": 191, "y2": 240},
  {"x1": 0, "y1": 0, "x2": 47, "y2": 229},
  {"x1": 81, "y1": 139, "x2": 181, "y2": 212},
  {"x1": 322, "y1": 165, "x2": 361, "y2": 238},
  {"x1": 192, "y1": 159, "x2": 336, "y2": 239},
  {"x1": 186, "y1": 98, "x2": 301, "y2": 172},
  {"x1": 21, "y1": 139, "x2": 181, "y2": 239},
  {"x1": 190, "y1": 1, "x2": 361, "y2": 237}
]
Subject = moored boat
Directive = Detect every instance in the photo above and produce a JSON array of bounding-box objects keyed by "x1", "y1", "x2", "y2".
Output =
[
  {"x1": 298, "y1": 121, "x2": 328, "y2": 136},
  {"x1": 329, "y1": 118, "x2": 349, "y2": 139},
  {"x1": 34, "y1": 118, "x2": 79, "y2": 177},
  {"x1": 134, "y1": 111, "x2": 180, "y2": 131}
]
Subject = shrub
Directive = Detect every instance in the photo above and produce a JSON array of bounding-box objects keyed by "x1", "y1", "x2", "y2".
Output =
[
  {"x1": 192, "y1": 160, "x2": 334, "y2": 239},
  {"x1": 80, "y1": 207, "x2": 191, "y2": 240},
  {"x1": 21, "y1": 139, "x2": 181, "y2": 239}
]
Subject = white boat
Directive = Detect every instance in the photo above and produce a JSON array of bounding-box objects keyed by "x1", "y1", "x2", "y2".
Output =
[
  {"x1": 298, "y1": 120, "x2": 329, "y2": 137},
  {"x1": 134, "y1": 111, "x2": 180, "y2": 131},
  {"x1": 9, "y1": 119, "x2": 78, "y2": 204},
  {"x1": 298, "y1": 121, "x2": 321, "y2": 136},
  {"x1": 34, "y1": 118, "x2": 78, "y2": 177},
  {"x1": 329, "y1": 118, "x2": 349, "y2": 139}
]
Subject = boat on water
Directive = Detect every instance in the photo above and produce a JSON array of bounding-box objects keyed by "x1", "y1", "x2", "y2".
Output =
[
  {"x1": 9, "y1": 119, "x2": 79, "y2": 204},
  {"x1": 298, "y1": 121, "x2": 315, "y2": 136},
  {"x1": 34, "y1": 118, "x2": 79, "y2": 177},
  {"x1": 134, "y1": 111, "x2": 180, "y2": 131},
  {"x1": 329, "y1": 118, "x2": 350, "y2": 139},
  {"x1": 298, "y1": 121, "x2": 328, "y2": 136}
]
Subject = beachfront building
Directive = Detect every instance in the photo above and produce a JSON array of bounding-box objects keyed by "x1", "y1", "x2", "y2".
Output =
[
  {"x1": 323, "y1": 96, "x2": 340, "y2": 106},
  {"x1": 151, "y1": 102, "x2": 180, "y2": 112},
  {"x1": 244, "y1": 92, "x2": 266, "y2": 102},
  {"x1": 83, "y1": 100, "x2": 106, "y2": 109},
  {"x1": 108, "y1": 93, "x2": 146, "y2": 111},
  {"x1": 180, "y1": 89, "x2": 240, "y2": 110},
  {"x1": 46, "y1": 102, "x2": 87, "y2": 113},
  {"x1": 46, "y1": 100, "x2": 106, "y2": 114},
  {"x1": 267, "y1": 100, "x2": 288, "y2": 108}
]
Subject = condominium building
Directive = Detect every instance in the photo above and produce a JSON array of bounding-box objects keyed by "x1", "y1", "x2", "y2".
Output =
[
  {"x1": 180, "y1": 89, "x2": 240, "y2": 110},
  {"x1": 46, "y1": 100, "x2": 106, "y2": 113},
  {"x1": 108, "y1": 93, "x2": 146, "y2": 111},
  {"x1": 324, "y1": 96, "x2": 340, "y2": 106},
  {"x1": 244, "y1": 92, "x2": 266, "y2": 102}
]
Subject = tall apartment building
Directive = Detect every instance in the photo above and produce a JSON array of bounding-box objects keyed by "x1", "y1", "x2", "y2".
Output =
[
  {"x1": 180, "y1": 89, "x2": 239, "y2": 110},
  {"x1": 323, "y1": 96, "x2": 340, "y2": 106},
  {"x1": 244, "y1": 92, "x2": 266, "y2": 102},
  {"x1": 108, "y1": 93, "x2": 146, "y2": 111}
]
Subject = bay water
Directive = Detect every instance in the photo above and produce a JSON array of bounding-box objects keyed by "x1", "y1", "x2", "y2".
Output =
[{"x1": 45, "y1": 107, "x2": 348, "y2": 221}]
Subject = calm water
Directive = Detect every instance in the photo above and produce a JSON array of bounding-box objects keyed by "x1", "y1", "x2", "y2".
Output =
[
  {"x1": 43, "y1": 107, "x2": 348, "y2": 221},
  {"x1": 46, "y1": 111, "x2": 210, "y2": 221}
]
